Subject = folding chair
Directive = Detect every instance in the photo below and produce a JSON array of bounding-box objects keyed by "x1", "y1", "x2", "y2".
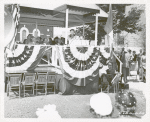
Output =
[
  {"x1": 129, "y1": 61, "x2": 138, "y2": 81},
  {"x1": 22, "y1": 73, "x2": 36, "y2": 97},
  {"x1": 7, "y1": 73, "x2": 22, "y2": 98},
  {"x1": 47, "y1": 72, "x2": 56, "y2": 94},
  {"x1": 35, "y1": 72, "x2": 47, "y2": 95}
]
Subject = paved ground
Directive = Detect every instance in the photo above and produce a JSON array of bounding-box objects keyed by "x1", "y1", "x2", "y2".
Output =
[{"x1": 4, "y1": 76, "x2": 146, "y2": 119}]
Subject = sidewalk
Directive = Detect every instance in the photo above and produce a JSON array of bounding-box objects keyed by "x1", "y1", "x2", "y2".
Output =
[{"x1": 127, "y1": 75, "x2": 146, "y2": 96}]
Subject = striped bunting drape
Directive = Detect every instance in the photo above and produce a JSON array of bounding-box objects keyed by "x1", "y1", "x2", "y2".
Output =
[{"x1": 6, "y1": 45, "x2": 47, "y2": 73}]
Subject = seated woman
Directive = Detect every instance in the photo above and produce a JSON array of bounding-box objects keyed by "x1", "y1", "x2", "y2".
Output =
[
  {"x1": 54, "y1": 37, "x2": 59, "y2": 45},
  {"x1": 23, "y1": 39, "x2": 28, "y2": 44},
  {"x1": 31, "y1": 37, "x2": 41, "y2": 45},
  {"x1": 58, "y1": 38, "x2": 65, "y2": 45},
  {"x1": 38, "y1": 37, "x2": 43, "y2": 44},
  {"x1": 61, "y1": 37, "x2": 65, "y2": 45},
  {"x1": 43, "y1": 38, "x2": 48, "y2": 45},
  {"x1": 48, "y1": 38, "x2": 53, "y2": 45},
  {"x1": 35, "y1": 37, "x2": 41, "y2": 44},
  {"x1": 26, "y1": 34, "x2": 34, "y2": 44},
  {"x1": 28, "y1": 38, "x2": 35, "y2": 45}
]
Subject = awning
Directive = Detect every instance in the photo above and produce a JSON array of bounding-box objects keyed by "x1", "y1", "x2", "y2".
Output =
[
  {"x1": 19, "y1": 5, "x2": 107, "y2": 27},
  {"x1": 54, "y1": 4, "x2": 108, "y2": 17},
  {"x1": 54, "y1": 4, "x2": 100, "y2": 15}
]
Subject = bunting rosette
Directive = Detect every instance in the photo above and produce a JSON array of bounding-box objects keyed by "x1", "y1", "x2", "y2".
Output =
[
  {"x1": 6, "y1": 45, "x2": 47, "y2": 73},
  {"x1": 58, "y1": 46, "x2": 100, "y2": 86}
]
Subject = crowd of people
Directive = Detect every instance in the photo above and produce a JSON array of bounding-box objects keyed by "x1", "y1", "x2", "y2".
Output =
[
  {"x1": 119, "y1": 48, "x2": 146, "y2": 83},
  {"x1": 16, "y1": 29, "x2": 146, "y2": 88},
  {"x1": 16, "y1": 29, "x2": 84, "y2": 45},
  {"x1": 99, "y1": 47, "x2": 146, "y2": 91},
  {"x1": 18, "y1": 34, "x2": 66, "y2": 45}
]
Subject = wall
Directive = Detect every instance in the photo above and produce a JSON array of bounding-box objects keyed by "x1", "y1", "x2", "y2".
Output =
[{"x1": 16, "y1": 24, "x2": 53, "y2": 42}]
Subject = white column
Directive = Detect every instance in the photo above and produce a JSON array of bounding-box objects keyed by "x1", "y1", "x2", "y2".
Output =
[
  {"x1": 109, "y1": 36, "x2": 112, "y2": 53},
  {"x1": 52, "y1": 46, "x2": 57, "y2": 66},
  {"x1": 83, "y1": 23, "x2": 85, "y2": 37},
  {"x1": 105, "y1": 35, "x2": 108, "y2": 46},
  {"x1": 52, "y1": 46, "x2": 54, "y2": 65},
  {"x1": 65, "y1": 9, "x2": 69, "y2": 45},
  {"x1": 35, "y1": 20, "x2": 38, "y2": 38},
  {"x1": 95, "y1": 14, "x2": 98, "y2": 46}
]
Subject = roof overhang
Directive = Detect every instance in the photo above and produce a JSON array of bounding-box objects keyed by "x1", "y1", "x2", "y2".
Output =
[
  {"x1": 19, "y1": 5, "x2": 107, "y2": 27},
  {"x1": 54, "y1": 4, "x2": 100, "y2": 15}
]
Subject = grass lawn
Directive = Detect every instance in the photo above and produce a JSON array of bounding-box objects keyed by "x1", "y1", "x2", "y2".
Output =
[{"x1": 4, "y1": 86, "x2": 146, "y2": 118}]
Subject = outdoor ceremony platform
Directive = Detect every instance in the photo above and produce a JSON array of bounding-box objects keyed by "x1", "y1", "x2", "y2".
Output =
[{"x1": 5, "y1": 4, "x2": 122, "y2": 96}]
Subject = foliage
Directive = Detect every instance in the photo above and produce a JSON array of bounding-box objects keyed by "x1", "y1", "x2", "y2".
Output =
[
  {"x1": 75, "y1": 4, "x2": 144, "y2": 45},
  {"x1": 97, "y1": 4, "x2": 144, "y2": 33},
  {"x1": 138, "y1": 24, "x2": 146, "y2": 48}
]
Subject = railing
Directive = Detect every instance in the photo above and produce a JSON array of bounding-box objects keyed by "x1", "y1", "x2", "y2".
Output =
[
  {"x1": 111, "y1": 51, "x2": 123, "y2": 92},
  {"x1": 112, "y1": 51, "x2": 123, "y2": 73}
]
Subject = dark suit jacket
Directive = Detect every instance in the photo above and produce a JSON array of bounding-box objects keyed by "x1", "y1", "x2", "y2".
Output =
[{"x1": 121, "y1": 52, "x2": 130, "y2": 68}]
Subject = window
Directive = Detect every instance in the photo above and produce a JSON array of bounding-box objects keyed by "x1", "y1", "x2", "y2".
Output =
[
  {"x1": 22, "y1": 30, "x2": 26, "y2": 42},
  {"x1": 20, "y1": 26, "x2": 29, "y2": 43},
  {"x1": 32, "y1": 29, "x2": 40, "y2": 37}
]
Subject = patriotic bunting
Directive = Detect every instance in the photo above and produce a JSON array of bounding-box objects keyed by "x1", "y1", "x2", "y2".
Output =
[
  {"x1": 6, "y1": 45, "x2": 47, "y2": 73},
  {"x1": 57, "y1": 46, "x2": 100, "y2": 86}
]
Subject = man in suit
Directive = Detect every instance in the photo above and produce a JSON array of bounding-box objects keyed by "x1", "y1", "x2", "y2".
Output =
[
  {"x1": 121, "y1": 49, "x2": 131, "y2": 83},
  {"x1": 132, "y1": 51, "x2": 137, "y2": 62},
  {"x1": 68, "y1": 29, "x2": 76, "y2": 44},
  {"x1": 137, "y1": 49, "x2": 143, "y2": 74}
]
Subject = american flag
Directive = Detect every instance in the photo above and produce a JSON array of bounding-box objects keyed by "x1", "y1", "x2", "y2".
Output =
[
  {"x1": 104, "y1": 4, "x2": 113, "y2": 52},
  {"x1": 5, "y1": 4, "x2": 20, "y2": 50}
]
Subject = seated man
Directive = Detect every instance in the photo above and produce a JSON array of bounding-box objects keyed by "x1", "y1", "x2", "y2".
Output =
[
  {"x1": 100, "y1": 62, "x2": 118, "y2": 86},
  {"x1": 26, "y1": 34, "x2": 34, "y2": 44},
  {"x1": 32, "y1": 37, "x2": 40, "y2": 45}
]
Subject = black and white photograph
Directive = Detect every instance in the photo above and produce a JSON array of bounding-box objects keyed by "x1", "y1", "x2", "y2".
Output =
[{"x1": 1, "y1": 0, "x2": 149, "y2": 121}]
